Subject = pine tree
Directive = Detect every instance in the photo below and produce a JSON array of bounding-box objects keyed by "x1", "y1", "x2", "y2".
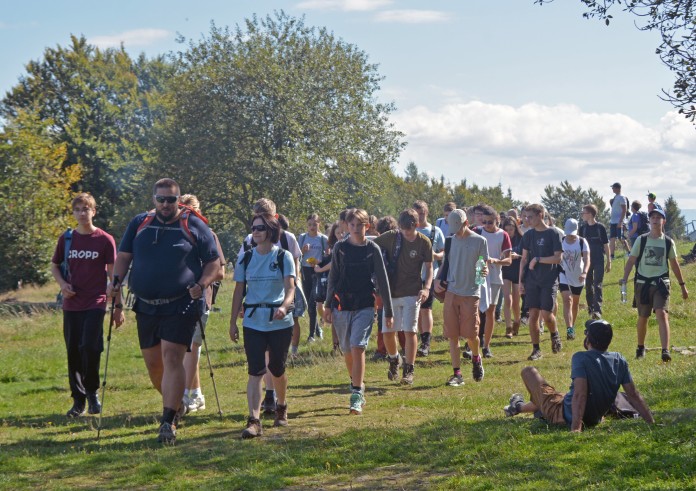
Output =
[{"x1": 663, "y1": 195, "x2": 686, "y2": 238}]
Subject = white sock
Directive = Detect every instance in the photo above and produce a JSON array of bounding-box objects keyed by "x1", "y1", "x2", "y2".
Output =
[{"x1": 190, "y1": 388, "x2": 201, "y2": 398}]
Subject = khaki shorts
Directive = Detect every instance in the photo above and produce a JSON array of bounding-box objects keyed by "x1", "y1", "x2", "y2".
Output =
[
  {"x1": 529, "y1": 382, "x2": 567, "y2": 425},
  {"x1": 635, "y1": 283, "x2": 669, "y2": 317},
  {"x1": 443, "y1": 292, "x2": 479, "y2": 339}
]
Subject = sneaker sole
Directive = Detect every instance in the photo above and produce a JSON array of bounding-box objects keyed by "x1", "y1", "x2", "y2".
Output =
[{"x1": 400, "y1": 378, "x2": 414, "y2": 386}]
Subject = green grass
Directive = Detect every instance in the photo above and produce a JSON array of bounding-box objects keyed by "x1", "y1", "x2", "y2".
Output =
[{"x1": 1, "y1": 251, "x2": 695, "y2": 490}]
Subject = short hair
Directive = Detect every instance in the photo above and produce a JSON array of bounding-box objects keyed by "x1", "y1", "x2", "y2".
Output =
[
  {"x1": 584, "y1": 319, "x2": 613, "y2": 351},
  {"x1": 412, "y1": 200, "x2": 429, "y2": 214},
  {"x1": 339, "y1": 208, "x2": 352, "y2": 222},
  {"x1": 631, "y1": 200, "x2": 642, "y2": 212},
  {"x1": 251, "y1": 213, "x2": 280, "y2": 244},
  {"x1": 180, "y1": 194, "x2": 200, "y2": 212},
  {"x1": 376, "y1": 216, "x2": 398, "y2": 234},
  {"x1": 72, "y1": 193, "x2": 96, "y2": 211},
  {"x1": 398, "y1": 209, "x2": 419, "y2": 230},
  {"x1": 582, "y1": 204, "x2": 598, "y2": 218},
  {"x1": 472, "y1": 204, "x2": 486, "y2": 214},
  {"x1": 153, "y1": 178, "x2": 180, "y2": 195},
  {"x1": 525, "y1": 203, "x2": 545, "y2": 217},
  {"x1": 481, "y1": 205, "x2": 497, "y2": 217},
  {"x1": 307, "y1": 213, "x2": 321, "y2": 223},
  {"x1": 253, "y1": 198, "x2": 276, "y2": 215},
  {"x1": 444, "y1": 202, "x2": 456, "y2": 213},
  {"x1": 277, "y1": 213, "x2": 289, "y2": 230},
  {"x1": 507, "y1": 208, "x2": 519, "y2": 219},
  {"x1": 327, "y1": 222, "x2": 341, "y2": 247},
  {"x1": 346, "y1": 208, "x2": 369, "y2": 225}
]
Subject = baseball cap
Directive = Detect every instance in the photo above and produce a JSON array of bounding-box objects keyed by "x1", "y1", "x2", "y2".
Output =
[
  {"x1": 649, "y1": 208, "x2": 666, "y2": 219},
  {"x1": 447, "y1": 209, "x2": 467, "y2": 234},
  {"x1": 564, "y1": 218, "x2": 579, "y2": 236},
  {"x1": 611, "y1": 182, "x2": 621, "y2": 188},
  {"x1": 647, "y1": 192, "x2": 657, "y2": 199}
]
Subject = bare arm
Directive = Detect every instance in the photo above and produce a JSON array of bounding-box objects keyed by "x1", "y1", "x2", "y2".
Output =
[
  {"x1": 519, "y1": 249, "x2": 529, "y2": 294},
  {"x1": 622, "y1": 382, "x2": 655, "y2": 424},
  {"x1": 106, "y1": 263, "x2": 125, "y2": 327},
  {"x1": 229, "y1": 282, "x2": 245, "y2": 343},
  {"x1": 570, "y1": 377, "x2": 588, "y2": 432},
  {"x1": 189, "y1": 258, "x2": 222, "y2": 299},
  {"x1": 420, "y1": 261, "x2": 433, "y2": 304},
  {"x1": 604, "y1": 243, "x2": 612, "y2": 272},
  {"x1": 669, "y1": 257, "x2": 689, "y2": 299},
  {"x1": 494, "y1": 249, "x2": 512, "y2": 267},
  {"x1": 622, "y1": 255, "x2": 637, "y2": 283}
]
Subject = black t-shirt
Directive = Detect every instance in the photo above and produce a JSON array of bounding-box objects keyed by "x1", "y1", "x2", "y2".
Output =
[
  {"x1": 521, "y1": 228, "x2": 563, "y2": 286},
  {"x1": 579, "y1": 223, "x2": 608, "y2": 263}
]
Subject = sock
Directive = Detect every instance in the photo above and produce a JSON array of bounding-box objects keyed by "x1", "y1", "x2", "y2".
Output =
[
  {"x1": 161, "y1": 407, "x2": 177, "y2": 425},
  {"x1": 472, "y1": 355, "x2": 481, "y2": 363},
  {"x1": 190, "y1": 388, "x2": 201, "y2": 398},
  {"x1": 388, "y1": 352, "x2": 399, "y2": 360},
  {"x1": 638, "y1": 345, "x2": 645, "y2": 350},
  {"x1": 421, "y1": 332, "x2": 431, "y2": 344},
  {"x1": 265, "y1": 389, "x2": 275, "y2": 401},
  {"x1": 453, "y1": 368, "x2": 461, "y2": 376},
  {"x1": 533, "y1": 343, "x2": 540, "y2": 351}
]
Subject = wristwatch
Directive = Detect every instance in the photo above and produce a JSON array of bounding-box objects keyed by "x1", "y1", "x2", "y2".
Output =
[{"x1": 115, "y1": 303, "x2": 123, "y2": 309}]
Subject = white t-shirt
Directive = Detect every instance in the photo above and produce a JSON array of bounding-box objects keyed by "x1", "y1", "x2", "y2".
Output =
[
  {"x1": 559, "y1": 236, "x2": 589, "y2": 288},
  {"x1": 479, "y1": 228, "x2": 512, "y2": 285}
]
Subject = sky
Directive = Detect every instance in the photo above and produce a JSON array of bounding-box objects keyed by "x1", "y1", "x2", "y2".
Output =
[{"x1": 2, "y1": 0, "x2": 695, "y2": 216}]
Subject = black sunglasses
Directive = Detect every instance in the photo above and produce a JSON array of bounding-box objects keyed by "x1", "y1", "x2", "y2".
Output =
[
  {"x1": 251, "y1": 224, "x2": 267, "y2": 232},
  {"x1": 482, "y1": 220, "x2": 495, "y2": 225},
  {"x1": 154, "y1": 195, "x2": 179, "y2": 204}
]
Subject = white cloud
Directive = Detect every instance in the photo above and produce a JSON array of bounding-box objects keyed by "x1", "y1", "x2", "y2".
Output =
[
  {"x1": 373, "y1": 9, "x2": 449, "y2": 23},
  {"x1": 392, "y1": 101, "x2": 696, "y2": 208},
  {"x1": 90, "y1": 29, "x2": 171, "y2": 49},
  {"x1": 295, "y1": 0, "x2": 392, "y2": 11}
]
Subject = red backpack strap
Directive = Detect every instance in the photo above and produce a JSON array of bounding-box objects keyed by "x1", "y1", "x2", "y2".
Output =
[{"x1": 135, "y1": 210, "x2": 157, "y2": 237}]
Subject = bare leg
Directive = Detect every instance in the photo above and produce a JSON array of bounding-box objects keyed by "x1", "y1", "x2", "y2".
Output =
[
  {"x1": 637, "y1": 316, "x2": 649, "y2": 345},
  {"x1": 540, "y1": 309, "x2": 558, "y2": 334},
  {"x1": 272, "y1": 373, "x2": 288, "y2": 406},
  {"x1": 183, "y1": 342, "x2": 202, "y2": 391},
  {"x1": 404, "y1": 332, "x2": 418, "y2": 365},
  {"x1": 291, "y1": 317, "x2": 301, "y2": 349},
  {"x1": 484, "y1": 305, "x2": 495, "y2": 348},
  {"x1": 529, "y1": 308, "x2": 541, "y2": 344},
  {"x1": 571, "y1": 294, "x2": 581, "y2": 327},
  {"x1": 350, "y1": 347, "x2": 366, "y2": 388},
  {"x1": 141, "y1": 345, "x2": 164, "y2": 394},
  {"x1": 448, "y1": 336, "x2": 461, "y2": 368},
  {"x1": 655, "y1": 309, "x2": 670, "y2": 350},
  {"x1": 561, "y1": 290, "x2": 573, "y2": 328},
  {"x1": 418, "y1": 308, "x2": 434, "y2": 336},
  {"x1": 160, "y1": 340, "x2": 187, "y2": 410},
  {"x1": 520, "y1": 366, "x2": 547, "y2": 413},
  {"x1": 383, "y1": 331, "x2": 398, "y2": 356}
]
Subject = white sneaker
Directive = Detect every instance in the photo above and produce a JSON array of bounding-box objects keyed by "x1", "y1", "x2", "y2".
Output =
[{"x1": 186, "y1": 394, "x2": 206, "y2": 413}]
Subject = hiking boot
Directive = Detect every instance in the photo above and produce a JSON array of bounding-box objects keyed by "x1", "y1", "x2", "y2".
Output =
[
  {"x1": 661, "y1": 349, "x2": 672, "y2": 363},
  {"x1": 482, "y1": 347, "x2": 493, "y2": 358},
  {"x1": 416, "y1": 342, "x2": 430, "y2": 357},
  {"x1": 274, "y1": 404, "x2": 288, "y2": 427},
  {"x1": 241, "y1": 417, "x2": 263, "y2": 439},
  {"x1": 387, "y1": 353, "x2": 402, "y2": 381},
  {"x1": 262, "y1": 395, "x2": 277, "y2": 415},
  {"x1": 371, "y1": 351, "x2": 387, "y2": 362},
  {"x1": 66, "y1": 399, "x2": 86, "y2": 418},
  {"x1": 472, "y1": 358, "x2": 484, "y2": 382},
  {"x1": 400, "y1": 364, "x2": 414, "y2": 386},
  {"x1": 528, "y1": 348, "x2": 542, "y2": 361},
  {"x1": 551, "y1": 334, "x2": 562, "y2": 354},
  {"x1": 157, "y1": 422, "x2": 176, "y2": 445},
  {"x1": 446, "y1": 374, "x2": 465, "y2": 387},
  {"x1": 186, "y1": 394, "x2": 206, "y2": 413},
  {"x1": 567, "y1": 327, "x2": 576, "y2": 341},
  {"x1": 636, "y1": 346, "x2": 646, "y2": 359},
  {"x1": 505, "y1": 326, "x2": 513, "y2": 339},
  {"x1": 87, "y1": 393, "x2": 101, "y2": 415},
  {"x1": 504, "y1": 393, "x2": 524, "y2": 417},
  {"x1": 349, "y1": 391, "x2": 366, "y2": 415},
  {"x1": 512, "y1": 321, "x2": 520, "y2": 335},
  {"x1": 461, "y1": 343, "x2": 472, "y2": 360}
]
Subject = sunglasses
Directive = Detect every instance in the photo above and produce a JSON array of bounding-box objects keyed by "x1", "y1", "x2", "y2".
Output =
[
  {"x1": 482, "y1": 220, "x2": 495, "y2": 225},
  {"x1": 154, "y1": 195, "x2": 179, "y2": 204},
  {"x1": 251, "y1": 224, "x2": 267, "y2": 232}
]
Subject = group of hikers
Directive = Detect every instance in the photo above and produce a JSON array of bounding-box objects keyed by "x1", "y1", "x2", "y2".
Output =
[{"x1": 52, "y1": 178, "x2": 688, "y2": 444}]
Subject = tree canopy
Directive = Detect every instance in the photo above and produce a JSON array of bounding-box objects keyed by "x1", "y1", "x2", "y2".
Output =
[{"x1": 541, "y1": 180, "x2": 609, "y2": 226}]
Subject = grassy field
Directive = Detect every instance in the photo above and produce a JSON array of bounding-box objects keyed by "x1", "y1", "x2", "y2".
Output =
[{"x1": 1, "y1": 250, "x2": 695, "y2": 490}]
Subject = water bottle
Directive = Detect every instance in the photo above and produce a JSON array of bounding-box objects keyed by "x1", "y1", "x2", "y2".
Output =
[
  {"x1": 475, "y1": 256, "x2": 486, "y2": 286},
  {"x1": 620, "y1": 280, "x2": 627, "y2": 304}
]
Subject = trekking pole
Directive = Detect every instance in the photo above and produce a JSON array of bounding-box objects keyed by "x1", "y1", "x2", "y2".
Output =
[
  {"x1": 97, "y1": 276, "x2": 119, "y2": 441},
  {"x1": 196, "y1": 299, "x2": 223, "y2": 420}
]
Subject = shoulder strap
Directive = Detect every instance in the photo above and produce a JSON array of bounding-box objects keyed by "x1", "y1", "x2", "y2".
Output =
[
  {"x1": 135, "y1": 211, "x2": 156, "y2": 237},
  {"x1": 298, "y1": 233, "x2": 306, "y2": 250},
  {"x1": 429, "y1": 226, "x2": 436, "y2": 243},
  {"x1": 321, "y1": 235, "x2": 327, "y2": 253},
  {"x1": 62, "y1": 228, "x2": 73, "y2": 279},
  {"x1": 135, "y1": 209, "x2": 197, "y2": 244},
  {"x1": 280, "y1": 230, "x2": 289, "y2": 251},
  {"x1": 635, "y1": 235, "x2": 648, "y2": 273},
  {"x1": 277, "y1": 248, "x2": 286, "y2": 277},
  {"x1": 444, "y1": 236, "x2": 451, "y2": 256},
  {"x1": 392, "y1": 231, "x2": 403, "y2": 264}
]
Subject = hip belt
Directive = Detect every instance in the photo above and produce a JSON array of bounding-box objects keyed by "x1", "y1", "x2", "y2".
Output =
[{"x1": 138, "y1": 293, "x2": 187, "y2": 306}]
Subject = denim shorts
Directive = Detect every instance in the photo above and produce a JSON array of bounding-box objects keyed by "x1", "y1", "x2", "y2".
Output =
[{"x1": 332, "y1": 307, "x2": 374, "y2": 351}]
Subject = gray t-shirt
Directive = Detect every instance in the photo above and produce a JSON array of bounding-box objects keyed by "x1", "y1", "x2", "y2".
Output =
[
  {"x1": 446, "y1": 233, "x2": 489, "y2": 297},
  {"x1": 298, "y1": 233, "x2": 328, "y2": 268},
  {"x1": 610, "y1": 194, "x2": 627, "y2": 224}
]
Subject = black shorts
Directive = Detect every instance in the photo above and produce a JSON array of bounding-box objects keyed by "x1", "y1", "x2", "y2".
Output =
[
  {"x1": 524, "y1": 280, "x2": 557, "y2": 312},
  {"x1": 559, "y1": 283, "x2": 583, "y2": 295},
  {"x1": 243, "y1": 326, "x2": 293, "y2": 377},
  {"x1": 135, "y1": 312, "x2": 198, "y2": 349},
  {"x1": 420, "y1": 283, "x2": 435, "y2": 310},
  {"x1": 502, "y1": 266, "x2": 519, "y2": 284},
  {"x1": 609, "y1": 224, "x2": 624, "y2": 239}
]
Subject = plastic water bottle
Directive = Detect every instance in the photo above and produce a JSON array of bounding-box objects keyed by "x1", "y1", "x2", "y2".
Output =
[
  {"x1": 620, "y1": 280, "x2": 627, "y2": 304},
  {"x1": 475, "y1": 256, "x2": 486, "y2": 286}
]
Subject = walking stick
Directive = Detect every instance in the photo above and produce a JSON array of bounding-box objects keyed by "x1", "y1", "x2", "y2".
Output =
[
  {"x1": 97, "y1": 276, "x2": 119, "y2": 441},
  {"x1": 197, "y1": 300, "x2": 223, "y2": 420}
]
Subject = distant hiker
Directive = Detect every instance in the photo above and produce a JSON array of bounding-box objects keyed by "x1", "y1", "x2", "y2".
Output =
[
  {"x1": 109, "y1": 178, "x2": 221, "y2": 444},
  {"x1": 230, "y1": 213, "x2": 295, "y2": 438},
  {"x1": 51, "y1": 193, "x2": 123, "y2": 418},
  {"x1": 622, "y1": 208, "x2": 689, "y2": 363},
  {"x1": 627, "y1": 200, "x2": 649, "y2": 246},
  {"x1": 504, "y1": 319, "x2": 654, "y2": 431},
  {"x1": 609, "y1": 182, "x2": 627, "y2": 259},
  {"x1": 298, "y1": 213, "x2": 329, "y2": 342},
  {"x1": 559, "y1": 219, "x2": 590, "y2": 341},
  {"x1": 646, "y1": 192, "x2": 662, "y2": 213},
  {"x1": 579, "y1": 204, "x2": 611, "y2": 319}
]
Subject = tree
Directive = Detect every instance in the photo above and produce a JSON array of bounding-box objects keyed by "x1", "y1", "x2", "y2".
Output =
[
  {"x1": 1, "y1": 36, "x2": 173, "y2": 234},
  {"x1": 451, "y1": 180, "x2": 520, "y2": 213},
  {"x1": 0, "y1": 111, "x2": 80, "y2": 290},
  {"x1": 663, "y1": 195, "x2": 686, "y2": 238},
  {"x1": 541, "y1": 180, "x2": 609, "y2": 226},
  {"x1": 536, "y1": 0, "x2": 696, "y2": 124},
  {"x1": 153, "y1": 12, "x2": 404, "y2": 247}
]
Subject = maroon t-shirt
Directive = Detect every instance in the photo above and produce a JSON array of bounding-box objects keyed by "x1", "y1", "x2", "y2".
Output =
[{"x1": 51, "y1": 228, "x2": 117, "y2": 311}]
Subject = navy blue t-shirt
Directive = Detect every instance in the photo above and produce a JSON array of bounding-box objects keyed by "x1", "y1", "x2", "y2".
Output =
[
  {"x1": 521, "y1": 227, "x2": 563, "y2": 287},
  {"x1": 119, "y1": 212, "x2": 219, "y2": 315}
]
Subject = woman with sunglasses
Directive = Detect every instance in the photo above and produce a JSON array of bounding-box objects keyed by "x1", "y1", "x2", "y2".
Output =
[
  {"x1": 230, "y1": 213, "x2": 295, "y2": 439},
  {"x1": 501, "y1": 216, "x2": 524, "y2": 338}
]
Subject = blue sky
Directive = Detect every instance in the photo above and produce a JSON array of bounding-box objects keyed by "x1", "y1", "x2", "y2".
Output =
[{"x1": 2, "y1": 0, "x2": 695, "y2": 213}]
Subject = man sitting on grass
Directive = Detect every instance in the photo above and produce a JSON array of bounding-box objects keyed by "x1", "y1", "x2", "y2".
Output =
[{"x1": 504, "y1": 319, "x2": 654, "y2": 432}]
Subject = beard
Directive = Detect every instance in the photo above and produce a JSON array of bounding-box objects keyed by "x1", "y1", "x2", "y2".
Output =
[{"x1": 155, "y1": 208, "x2": 176, "y2": 223}]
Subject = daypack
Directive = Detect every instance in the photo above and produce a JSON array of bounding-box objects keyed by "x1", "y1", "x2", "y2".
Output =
[
  {"x1": 135, "y1": 205, "x2": 208, "y2": 245},
  {"x1": 608, "y1": 392, "x2": 641, "y2": 419},
  {"x1": 635, "y1": 211, "x2": 650, "y2": 235},
  {"x1": 60, "y1": 228, "x2": 73, "y2": 280},
  {"x1": 381, "y1": 230, "x2": 403, "y2": 279},
  {"x1": 238, "y1": 247, "x2": 289, "y2": 320}
]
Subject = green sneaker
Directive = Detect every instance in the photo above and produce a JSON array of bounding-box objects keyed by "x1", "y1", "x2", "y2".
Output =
[{"x1": 349, "y1": 391, "x2": 366, "y2": 415}]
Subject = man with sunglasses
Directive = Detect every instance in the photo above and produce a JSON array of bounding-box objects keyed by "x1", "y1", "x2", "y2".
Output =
[
  {"x1": 109, "y1": 178, "x2": 221, "y2": 444},
  {"x1": 504, "y1": 319, "x2": 654, "y2": 431}
]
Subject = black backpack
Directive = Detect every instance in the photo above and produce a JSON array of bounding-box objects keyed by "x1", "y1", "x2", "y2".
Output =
[{"x1": 635, "y1": 212, "x2": 650, "y2": 235}]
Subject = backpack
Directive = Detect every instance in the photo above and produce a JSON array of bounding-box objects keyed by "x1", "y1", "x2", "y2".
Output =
[
  {"x1": 60, "y1": 228, "x2": 73, "y2": 280},
  {"x1": 635, "y1": 212, "x2": 650, "y2": 235},
  {"x1": 135, "y1": 205, "x2": 208, "y2": 245}
]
